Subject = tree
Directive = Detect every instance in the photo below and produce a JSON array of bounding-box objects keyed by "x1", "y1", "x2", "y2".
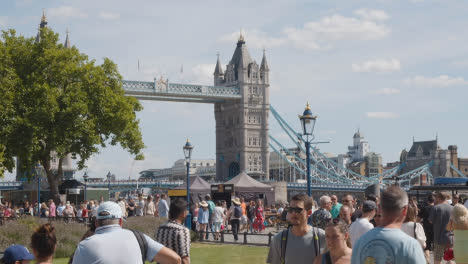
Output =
[{"x1": 0, "y1": 28, "x2": 145, "y2": 202}]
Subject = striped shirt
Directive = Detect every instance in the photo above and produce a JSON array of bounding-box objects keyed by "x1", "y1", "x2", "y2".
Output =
[{"x1": 156, "y1": 221, "x2": 190, "y2": 258}]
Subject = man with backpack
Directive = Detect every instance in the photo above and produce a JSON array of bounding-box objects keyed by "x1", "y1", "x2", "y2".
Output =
[
  {"x1": 72, "y1": 201, "x2": 181, "y2": 264},
  {"x1": 267, "y1": 194, "x2": 326, "y2": 264},
  {"x1": 229, "y1": 197, "x2": 243, "y2": 241}
]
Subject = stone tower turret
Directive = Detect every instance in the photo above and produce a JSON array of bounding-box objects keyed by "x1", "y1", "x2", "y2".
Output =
[{"x1": 215, "y1": 35, "x2": 270, "y2": 181}]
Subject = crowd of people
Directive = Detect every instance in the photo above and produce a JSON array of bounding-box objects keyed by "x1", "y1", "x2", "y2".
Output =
[
  {"x1": 2, "y1": 187, "x2": 468, "y2": 263},
  {"x1": 267, "y1": 187, "x2": 468, "y2": 264}
]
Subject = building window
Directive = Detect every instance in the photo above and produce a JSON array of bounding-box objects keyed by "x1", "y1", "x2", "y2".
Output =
[{"x1": 253, "y1": 138, "x2": 257, "y2": 146}]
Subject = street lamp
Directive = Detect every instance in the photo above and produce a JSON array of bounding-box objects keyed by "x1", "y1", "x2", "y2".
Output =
[
  {"x1": 299, "y1": 102, "x2": 317, "y2": 197},
  {"x1": 83, "y1": 172, "x2": 89, "y2": 201},
  {"x1": 106, "y1": 171, "x2": 111, "y2": 200},
  {"x1": 183, "y1": 139, "x2": 194, "y2": 229},
  {"x1": 35, "y1": 163, "x2": 42, "y2": 216}
]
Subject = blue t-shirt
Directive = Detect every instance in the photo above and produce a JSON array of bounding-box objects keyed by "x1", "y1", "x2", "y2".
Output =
[{"x1": 351, "y1": 227, "x2": 426, "y2": 264}]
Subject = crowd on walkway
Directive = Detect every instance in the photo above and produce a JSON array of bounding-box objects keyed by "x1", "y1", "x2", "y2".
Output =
[{"x1": 267, "y1": 188, "x2": 468, "y2": 264}]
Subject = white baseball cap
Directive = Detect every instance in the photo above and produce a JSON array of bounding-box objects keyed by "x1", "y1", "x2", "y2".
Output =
[{"x1": 96, "y1": 201, "x2": 122, "y2": 220}]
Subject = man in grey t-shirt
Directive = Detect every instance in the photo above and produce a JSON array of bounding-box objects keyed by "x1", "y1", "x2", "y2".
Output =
[
  {"x1": 267, "y1": 194, "x2": 326, "y2": 264},
  {"x1": 136, "y1": 194, "x2": 145, "y2": 216},
  {"x1": 429, "y1": 192, "x2": 453, "y2": 264}
]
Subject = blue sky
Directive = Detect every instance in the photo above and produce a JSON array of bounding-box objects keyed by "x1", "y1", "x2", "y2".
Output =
[{"x1": 1, "y1": 0, "x2": 467, "y2": 180}]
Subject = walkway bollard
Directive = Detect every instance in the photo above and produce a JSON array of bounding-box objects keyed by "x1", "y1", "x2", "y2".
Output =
[
  {"x1": 243, "y1": 231, "x2": 248, "y2": 244},
  {"x1": 268, "y1": 232, "x2": 273, "y2": 246},
  {"x1": 220, "y1": 230, "x2": 224, "y2": 243}
]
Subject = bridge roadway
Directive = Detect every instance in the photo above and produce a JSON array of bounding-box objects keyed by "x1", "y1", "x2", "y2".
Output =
[{"x1": 0, "y1": 179, "x2": 366, "y2": 192}]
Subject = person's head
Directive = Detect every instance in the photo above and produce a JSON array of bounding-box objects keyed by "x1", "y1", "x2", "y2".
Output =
[
  {"x1": 199, "y1": 201, "x2": 209, "y2": 210},
  {"x1": 240, "y1": 197, "x2": 245, "y2": 203},
  {"x1": 161, "y1": 194, "x2": 167, "y2": 200},
  {"x1": 48, "y1": 199, "x2": 53, "y2": 205},
  {"x1": 40, "y1": 203, "x2": 46, "y2": 209},
  {"x1": 257, "y1": 199, "x2": 263, "y2": 207},
  {"x1": 374, "y1": 208, "x2": 383, "y2": 227},
  {"x1": 155, "y1": 194, "x2": 161, "y2": 200},
  {"x1": 451, "y1": 204, "x2": 468, "y2": 227},
  {"x1": 453, "y1": 194, "x2": 460, "y2": 204},
  {"x1": 216, "y1": 200, "x2": 222, "y2": 206},
  {"x1": 31, "y1": 223, "x2": 56, "y2": 262},
  {"x1": 169, "y1": 199, "x2": 188, "y2": 221},
  {"x1": 366, "y1": 194, "x2": 377, "y2": 203},
  {"x1": 330, "y1": 195, "x2": 338, "y2": 205},
  {"x1": 342, "y1": 194, "x2": 354, "y2": 209},
  {"x1": 95, "y1": 201, "x2": 123, "y2": 227},
  {"x1": 339, "y1": 205, "x2": 352, "y2": 224},
  {"x1": 1, "y1": 245, "x2": 34, "y2": 264},
  {"x1": 427, "y1": 194, "x2": 435, "y2": 204},
  {"x1": 250, "y1": 200, "x2": 255, "y2": 206},
  {"x1": 138, "y1": 194, "x2": 143, "y2": 200},
  {"x1": 288, "y1": 194, "x2": 313, "y2": 226},
  {"x1": 205, "y1": 194, "x2": 211, "y2": 201},
  {"x1": 325, "y1": 220, "x2": 350, "y2": 251},
  {"x1": 362, "y1": 200, "x2": 377, "y2": 219},
  {"x1": 147, "y1": 195, "x2": 153, "y2": 201},
  {"x1": 404, "y1": 205, "x2": 418, "y2": 223},
  {"x1": 435, "y1": 192, "x2": 448, "y2": 205},
  {"x1": 320, "y1": 196, "x2": 332, "y2": 211},
  {"x1": 380, "y1": 186, "x2": 408, "y2": 224}
]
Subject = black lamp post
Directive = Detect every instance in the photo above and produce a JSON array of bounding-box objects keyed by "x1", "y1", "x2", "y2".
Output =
[
  {"x1": 299, "y1": 103, "x2": 317, "y2": 197},
  {"x1": 183, "y1": 139, "x2": 194, "y2": 229},
  {"x1": 83, "y1": 172, "x2": 89, "y2": 201},
  {"x1": 106, "y1": 171, "x2": 111, "y2": 200}
]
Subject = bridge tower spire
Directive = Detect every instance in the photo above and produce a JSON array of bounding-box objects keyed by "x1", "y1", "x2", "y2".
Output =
[
  {"x1": 215, "y1": 36, "x2": 270, "y2": 181},
  {"x1": 214, "y1": 52, "x2": 224, "y2": 85}
]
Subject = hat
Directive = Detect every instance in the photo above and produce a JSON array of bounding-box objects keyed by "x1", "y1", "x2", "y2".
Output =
[
  {"x1": 362, "y1": 200, "x2": 377, "y2": 213},
  {"x1": 3, "y1": 245, "x2": 34, "y2": 263},
  {"x1": 199, "y1": 201, "x2": 209, "y2": 207},
  {"x1": 96, "y1": 201, "x2": 122, "y2": 220},
  {"x1": 232, "y1": 197, "x2": 241, "y2": 205},
  {"x1": 66, "y1": 201, "x2": 70, "y2": 205}
]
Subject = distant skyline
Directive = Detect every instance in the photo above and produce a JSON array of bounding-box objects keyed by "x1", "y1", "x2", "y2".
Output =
[{"x1": 1, "y1": 0, "x2": 467, "y2": 180}]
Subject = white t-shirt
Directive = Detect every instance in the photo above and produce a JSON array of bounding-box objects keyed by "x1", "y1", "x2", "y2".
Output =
[
  {"x1": 401, "y1": 221, "x2": 426, "y2": 248},
  {"x1": 212, "y1": 206, "x2": 225, "y2": 223},
  {"x1": 349, "y1": 217, "x2": 374, "y2": 247}
]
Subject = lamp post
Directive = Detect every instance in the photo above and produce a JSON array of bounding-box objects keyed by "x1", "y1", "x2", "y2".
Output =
[
  {"x1": 83, "y1": 172, "x2": 89, "y2": 201},
  {"x1": 183, "y1": 139, "x2": 194, "y2": 229},
  {"x1": 299, "y1": 103, "x2": 317, "y2": 197},
  {"x1": 106, "y1": 171, "x2": 111, "y2": 200},
  {"x1": 35, "y1": 163, "x2": 42, "y2": 216}
]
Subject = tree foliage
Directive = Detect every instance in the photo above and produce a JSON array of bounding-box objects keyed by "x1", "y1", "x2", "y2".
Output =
[{"x1": 0, "y1": 28, "x2": 145, "y2": 200}]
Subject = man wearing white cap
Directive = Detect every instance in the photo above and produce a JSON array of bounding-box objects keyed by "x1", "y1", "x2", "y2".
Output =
[{"x1": 72, "y1": 201, "x2": 181, "y2": 264}]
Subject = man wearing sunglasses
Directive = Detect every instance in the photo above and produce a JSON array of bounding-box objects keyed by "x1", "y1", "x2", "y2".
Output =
[{"x1": 266, "y1": 194, "x2": 326, "y2": 264}]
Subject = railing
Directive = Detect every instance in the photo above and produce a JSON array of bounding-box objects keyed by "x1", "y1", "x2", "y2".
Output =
[{"x1": 197, "y1": 230, "x2": 276, "y2": 247}]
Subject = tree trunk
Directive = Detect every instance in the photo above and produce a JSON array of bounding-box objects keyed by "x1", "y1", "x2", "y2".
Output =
[{"x1": 41, "y1": 157, "x2": 61, "y2": 204}]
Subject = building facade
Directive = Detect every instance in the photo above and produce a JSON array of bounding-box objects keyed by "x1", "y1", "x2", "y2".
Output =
[{"x1": 214, "y1": 35, "x2": 270, "y2": 181}]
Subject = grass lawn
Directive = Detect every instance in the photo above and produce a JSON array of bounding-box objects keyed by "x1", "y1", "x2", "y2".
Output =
[{"x1": 48, "y1": 243, "x2": 268, "y2": 264}]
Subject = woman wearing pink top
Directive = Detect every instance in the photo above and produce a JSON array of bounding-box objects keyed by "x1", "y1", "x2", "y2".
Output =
[{"x1": 48, "y1": 199, "x2": 56, "y2": 218}]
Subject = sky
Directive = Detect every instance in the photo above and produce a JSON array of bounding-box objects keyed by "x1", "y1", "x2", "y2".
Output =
[{"x1": 1, "y1": 0, "x2": 468, "y2": 181}]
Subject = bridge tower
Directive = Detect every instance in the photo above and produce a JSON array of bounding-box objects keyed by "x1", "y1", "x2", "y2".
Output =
[{"x1": 214, "y1": 34, "x2": 270, "y2": 181}]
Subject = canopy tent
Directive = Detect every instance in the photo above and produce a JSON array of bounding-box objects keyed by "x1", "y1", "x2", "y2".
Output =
[
  {"x1": 174, "y1": 176, "x2": 211, "y2": 204},
  {"x1": 225, "y1": 171, "x2": 275, "y2": 205}
]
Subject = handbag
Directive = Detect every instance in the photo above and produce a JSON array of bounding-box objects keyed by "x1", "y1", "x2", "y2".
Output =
[{"x1": 443, "y1": 234, "x2": 454, "y2": 261}]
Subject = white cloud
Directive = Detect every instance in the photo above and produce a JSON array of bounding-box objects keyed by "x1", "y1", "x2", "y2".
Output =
[
  {"x1": 218, "y1": 10, "x2": 390, "y2": 51},
  {"x1": 374, "y1": 88, "x2": 401, "y2": 95},
  {"x1": 218, "y1": 29, "x2": 287, "y2": 49},
  {"x1": 404, "y1": 75, "x2": 468, "y2": 87},
  {"x1": 284, "y1": 14, "x2": 390, "y2": 50},
  {"x1": 189, "y1": 64, "x2": 215, "y2": 85},
  {"x1": 48, "y1": 6, "x2": 88, "y2": 19},
  {"x1": 352, "y1": 58, "x2": 401, "y2": 72},
  {"x1": 0, "y1": 16, "x2": 7, "y2": 28},
  {"x1": 98, "y1": 11, "x2": 120, "y2": 20},
  {"x1": 366, "y1": 112, "x2": 399, "y2": 119},
  {"x1": 354, "y1": 8, "x2": 389, "y2": 21}
]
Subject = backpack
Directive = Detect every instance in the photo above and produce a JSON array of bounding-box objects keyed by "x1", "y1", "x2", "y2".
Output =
[
  {"x1": 234, "y1": 205, "x2": 242, "y2": 218},
  {"x1": 130, "y1": 229, "x2": 148, "y2": 263}
]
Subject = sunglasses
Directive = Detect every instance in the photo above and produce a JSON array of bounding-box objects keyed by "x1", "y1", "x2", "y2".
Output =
[{"x1": 288, "y1": 207, "x2": 304, "y2": 214}]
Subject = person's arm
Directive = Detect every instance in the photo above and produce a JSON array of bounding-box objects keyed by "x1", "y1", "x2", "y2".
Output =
[
  {"x1": 313, "y1": 255, "x2": 322, "y2": 264},
  {"x1": 179, "y1": 229, "x2": 191, "y2": 264},
  {"x1": 153, "y1": 247, "x2": 181, "y2": 264},
  {"x1": 266, "y1": 235, "x2": 280, "y2": 264}
]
